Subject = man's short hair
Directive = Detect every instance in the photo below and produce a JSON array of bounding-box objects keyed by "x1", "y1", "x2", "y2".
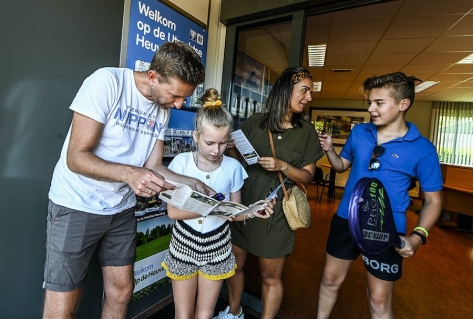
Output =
[{"x1": 150, "y1": 41, "x2": 205, "y2": 87}]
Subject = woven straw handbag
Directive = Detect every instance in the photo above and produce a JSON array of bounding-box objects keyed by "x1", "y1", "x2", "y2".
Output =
[
  {"x1": 268, "y1": 130, "x2": 311, "y2": 230},
  {"x1": 281, "y1": 183, "x2": 311, "y2": 230}
]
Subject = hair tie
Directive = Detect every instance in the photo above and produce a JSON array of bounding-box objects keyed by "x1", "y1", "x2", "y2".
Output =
[{"x1": 203, "y1": 100, "x2": 223, "y2": 108}]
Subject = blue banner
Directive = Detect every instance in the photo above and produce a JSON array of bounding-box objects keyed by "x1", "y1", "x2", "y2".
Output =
[{"x1": 125, "y1": 0, "x2": 208, "y2": 108}]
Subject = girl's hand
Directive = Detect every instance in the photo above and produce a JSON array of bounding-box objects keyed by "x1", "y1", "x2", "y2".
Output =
[
  {"x1": 230, "y1": 198, "x2": 275, "y2": 222},
  {"x1": 219, "y1": 215, "x2": 236, "y2": 222}
]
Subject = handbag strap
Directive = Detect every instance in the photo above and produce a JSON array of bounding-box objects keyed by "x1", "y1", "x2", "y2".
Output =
[
  {"x1": 298, "y1": 182, "x2": 308, "y2": 195},
  {"x1": 268, "y1": 130, "x2": 289, "y2": 200}
]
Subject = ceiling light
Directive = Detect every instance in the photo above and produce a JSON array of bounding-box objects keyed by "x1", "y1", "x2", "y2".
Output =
[
  {"x1": 415, "y1": 81, "x2": 440, "y2": 93},
  {"x1": 331, "y1": 69, "x2": 353, "y2": 73},
  {"x1": 457, "y1": 53, "x2": 473, "y2": 64},
  {"x1": 313, "y1": 82, "x2": 322, "y2": 92},
  {"x1": 308, "y1": 44, "x2": 327, "y2": 67}
]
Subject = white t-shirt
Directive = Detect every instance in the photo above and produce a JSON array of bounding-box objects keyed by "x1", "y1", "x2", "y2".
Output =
[
  {"x1": 168, "y1": 152, "x2": 248, "y2": 233},
  {"x1": 49, "y1": 68, "x2": 170, "y2": 215}
]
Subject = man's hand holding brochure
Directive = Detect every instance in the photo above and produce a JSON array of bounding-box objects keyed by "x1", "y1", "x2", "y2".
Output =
[{"x1": 159, "y1": 179, "x2": 285, "y2": 218}]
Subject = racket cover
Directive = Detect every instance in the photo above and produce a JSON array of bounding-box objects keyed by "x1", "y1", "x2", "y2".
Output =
[{"x1": 348, "y1": 177, "x2": 404, "y2": 253}]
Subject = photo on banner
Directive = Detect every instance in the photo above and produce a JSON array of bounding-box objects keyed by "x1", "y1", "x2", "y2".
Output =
[{"x1": 132, "y1": 197, "x2": 173, "y2": 302}]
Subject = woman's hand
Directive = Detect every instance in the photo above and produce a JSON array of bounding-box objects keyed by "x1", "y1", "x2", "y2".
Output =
[
  {"x1": 226, "y1": 138, "x2": 243, "y2": 161},
  {"x1": 258, "y1": 157, "x2": 285, "y2": 172}
]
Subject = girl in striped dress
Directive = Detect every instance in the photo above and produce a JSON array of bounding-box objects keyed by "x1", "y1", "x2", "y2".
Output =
[{"x1": 161, "y1": 88, "x2": 273, "y2": 319}]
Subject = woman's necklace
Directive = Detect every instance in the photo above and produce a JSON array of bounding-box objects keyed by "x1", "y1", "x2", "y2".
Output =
[
  {"x1": 278, "y1": 121, "x2": 293, "y2": 139},
  {"x1": 193, "y1": 152, "x2": 221, "y2": 179}
]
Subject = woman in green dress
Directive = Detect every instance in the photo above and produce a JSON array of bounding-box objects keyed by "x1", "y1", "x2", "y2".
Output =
[{"x1": 215, "y1": 67, "x2": 324, "y2": 319}]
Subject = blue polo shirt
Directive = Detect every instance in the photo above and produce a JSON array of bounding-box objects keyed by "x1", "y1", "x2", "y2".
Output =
[{"x1": 337, "y1": 122, "x2": 443, "y2": 233}]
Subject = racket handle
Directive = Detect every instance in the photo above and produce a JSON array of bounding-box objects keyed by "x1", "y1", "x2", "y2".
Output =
[{"x1": 398, "y1": 238, "x2": 406, "y2": 248}]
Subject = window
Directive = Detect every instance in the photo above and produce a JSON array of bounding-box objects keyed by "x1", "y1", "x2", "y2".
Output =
[{"x1": 431, "y1": 102, "x2": 473, "y2": 166}]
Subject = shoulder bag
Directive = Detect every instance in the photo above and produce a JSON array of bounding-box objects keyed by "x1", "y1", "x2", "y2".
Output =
[{"x1": 268, "y1": 130, "x2": 311, "y2": 230}]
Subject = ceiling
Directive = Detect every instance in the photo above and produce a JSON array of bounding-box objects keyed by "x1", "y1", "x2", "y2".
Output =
[{"x1": 238, "y1": 0, "x2": 473, "y2": 102}]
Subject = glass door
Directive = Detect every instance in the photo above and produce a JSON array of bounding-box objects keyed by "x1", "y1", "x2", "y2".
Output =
[
  {"x1": 221, "y1": 11, "x2": 306, "y2": 128},
  {"x1": 229, "y1": 20, "x2": 292, "y2": 125}
]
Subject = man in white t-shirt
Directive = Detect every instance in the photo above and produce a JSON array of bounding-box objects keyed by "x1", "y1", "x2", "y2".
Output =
[{"x1": 43, "y1": 41, "x2": 211, "y2": 319}]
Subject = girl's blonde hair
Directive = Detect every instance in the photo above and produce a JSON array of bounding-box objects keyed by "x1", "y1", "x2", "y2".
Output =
[{"x1": 195, "y1": 88, "x2": 233, "y2": 134}]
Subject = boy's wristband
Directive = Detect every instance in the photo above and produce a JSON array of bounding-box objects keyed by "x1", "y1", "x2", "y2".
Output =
[
  {"x1": 411, "y1": 231, "x2": 427, "y2": 245},
  {"x1": 414, "y1": 226, "x2": 429, "y2": 238}
]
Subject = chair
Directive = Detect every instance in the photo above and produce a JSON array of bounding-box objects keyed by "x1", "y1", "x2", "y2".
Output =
[
  {"x1": 408, "y1": 177, "x2": 418, "y2": 208},
  {"x1": 319, "y1": 171, "x2": 335, "y2": 202},
  {"x1": 311, "y1": 166, "x2": 331, "y2": 202}
]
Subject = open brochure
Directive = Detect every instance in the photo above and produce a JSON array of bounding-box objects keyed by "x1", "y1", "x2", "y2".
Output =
[
  {"x1": 158, "y1": 179, "x2": 286, "y2": 218},
  {"x1": 230, "y1": 129, "x2": 260, "y2": 165}
]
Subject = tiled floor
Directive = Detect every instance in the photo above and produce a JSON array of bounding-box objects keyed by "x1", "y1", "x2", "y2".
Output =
[{"x1": 149, "y1": 185, "x2": 473, "y2": 318}]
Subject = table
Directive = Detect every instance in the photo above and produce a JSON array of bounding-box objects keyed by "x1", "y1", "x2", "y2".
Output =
[{"x1": 439, "y1": 164, "x2": 473, "y2": 232}]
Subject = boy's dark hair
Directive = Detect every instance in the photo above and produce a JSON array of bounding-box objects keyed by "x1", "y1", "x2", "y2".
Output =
[
  {"x1": 361, "y1": 72, "x2": 421, "y2": 109},
  {"x1": 150, "y1": 41, "x2": 205, "y2": 86}
]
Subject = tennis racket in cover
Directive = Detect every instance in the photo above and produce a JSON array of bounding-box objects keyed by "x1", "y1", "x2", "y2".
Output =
[{"x1": 348, "y1": 177, "x2": 405, "y2": 254}]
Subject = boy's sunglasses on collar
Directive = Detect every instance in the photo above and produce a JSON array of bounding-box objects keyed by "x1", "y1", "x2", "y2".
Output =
[{"x1": 368, "y1": 145, "x2": 385, "y2": 170}]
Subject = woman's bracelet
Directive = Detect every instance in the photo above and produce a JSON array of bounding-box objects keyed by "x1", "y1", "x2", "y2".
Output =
[{"x1": 283, "y1": 162, "x2": 290, "y2": 173}]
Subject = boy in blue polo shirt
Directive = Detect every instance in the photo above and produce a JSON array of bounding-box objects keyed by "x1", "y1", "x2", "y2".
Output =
[{"x1": 317, "y1": 72, "x2": 443, "y2": 319}]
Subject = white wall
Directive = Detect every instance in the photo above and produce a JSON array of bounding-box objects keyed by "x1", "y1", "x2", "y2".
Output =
[
  {"x1": 173, "y1": 0, "x2": 226, "y2": 93},
  {"x1": 203, "y1": 0, "x2": 226, "y2": 91},
  {"x1": 169, "y1": 0, "x2": 209, "y2": 25}
]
